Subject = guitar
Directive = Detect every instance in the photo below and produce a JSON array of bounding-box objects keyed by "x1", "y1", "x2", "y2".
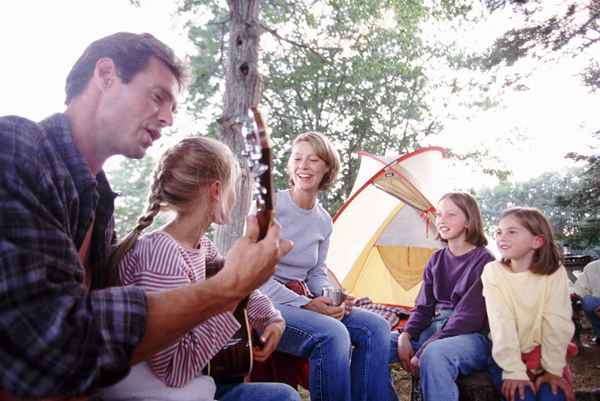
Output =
[{"x1": 205, "y1": 107, "x2": 275, "y2": 384}]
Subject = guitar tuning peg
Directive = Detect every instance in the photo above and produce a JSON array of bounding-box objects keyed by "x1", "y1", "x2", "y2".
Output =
[
  {"x1": 255, "y1": 165, "x2": 268, "y2": 176},
  {"x1": 250, "y1": 164, "x2": 267, "y2": 176}
]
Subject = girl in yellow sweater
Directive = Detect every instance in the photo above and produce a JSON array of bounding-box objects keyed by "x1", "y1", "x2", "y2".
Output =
[{"x1": 482, "y1": 207, "x2": 574, "y2": 401}]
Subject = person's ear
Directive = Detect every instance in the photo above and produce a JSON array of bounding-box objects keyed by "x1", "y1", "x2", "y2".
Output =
[
  {"x1": 208, "y1": 181, "x2": 222, "y2": 204},
  {"x1": 94, "y1": 57, "x2": 118, "y2": 91},
  {"x1": 532, "y1": 235, "x2": 545, "y2": 250}
]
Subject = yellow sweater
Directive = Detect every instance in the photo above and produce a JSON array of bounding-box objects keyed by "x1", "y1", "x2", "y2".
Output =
[{"x1": 481, "y1": 261, "x2": 574, "y2": 380}]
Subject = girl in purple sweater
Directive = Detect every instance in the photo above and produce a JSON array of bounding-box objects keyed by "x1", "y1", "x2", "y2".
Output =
[{"x1": 390, "y1": 192, "x2": 495, "y2": 401}]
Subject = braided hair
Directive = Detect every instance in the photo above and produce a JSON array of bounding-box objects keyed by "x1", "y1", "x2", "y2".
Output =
[{"x1": 107, "y1": 136, "x2": 238, "y2": 271}]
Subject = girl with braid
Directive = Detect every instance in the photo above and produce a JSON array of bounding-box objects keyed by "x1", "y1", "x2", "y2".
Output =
[{"x1": 99, "y1": 137, "x2": 299, "y2": 401}]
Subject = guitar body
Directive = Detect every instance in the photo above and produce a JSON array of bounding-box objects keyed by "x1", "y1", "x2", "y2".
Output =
[
  {"x1": 205, "y1": 259, "x2": 253, "y2": 384},
  {"x1": 205, "y1": 107, "x2": 275, "y2": 383},
  {"x1": 207, "y1": 305, "x2": 253, "y2": 384}
]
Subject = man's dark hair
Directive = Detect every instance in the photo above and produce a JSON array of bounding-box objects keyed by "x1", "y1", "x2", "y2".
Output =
[{"x1": 65, "y1": 32, "x2": 185, "y2": 104}]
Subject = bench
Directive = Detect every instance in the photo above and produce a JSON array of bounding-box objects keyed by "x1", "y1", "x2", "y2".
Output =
[{"x1": 410, "y1": 371, "x2": 500, "y2": 401}]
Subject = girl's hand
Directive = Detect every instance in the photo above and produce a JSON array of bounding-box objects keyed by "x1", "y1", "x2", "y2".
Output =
[
  {"x1": 410, "y1": 355, "x2": 420, "y2": 376},
  {"x1": 302, "y1": 296, "x2": 345, "y2": 320},
  {"x1": 501, "y1": 379, "x2": 534, "y2": 401},
  {"x1": 343, "y1": 292, "x2": 355, "y2": 315},
  {"x1": 252, "y1": 321, "x2": 285, "y2": 362},
  {"x1": 396, "y1": 332, "x2": 415, "y2": 373},
  {"x1": 535, "y1": 372, "x2": 575, "y2": 401}
]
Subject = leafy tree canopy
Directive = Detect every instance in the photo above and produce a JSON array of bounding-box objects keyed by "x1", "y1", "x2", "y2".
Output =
[
  {"x1": 179, "y1": 0, "x2": 493, "y2": 213},
  {"x1": 478, "y1": 167, "x2": 599, "y2": 250}
]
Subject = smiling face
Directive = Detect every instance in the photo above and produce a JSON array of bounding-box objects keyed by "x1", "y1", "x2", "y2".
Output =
[
  {"x1": 495, "y1": 214, "x2": 543, "y2": 263},
  {"x1": 288, "y1": 140, "x2": 330, "y2": 194},
  {"x1": 435, "y1": 197, "x2": 469, "y2": 243},
  {"x1": 97, "y1": 57, "x2": 179, "y2": 159}
]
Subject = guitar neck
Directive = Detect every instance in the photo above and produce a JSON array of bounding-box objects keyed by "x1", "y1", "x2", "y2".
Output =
[{"x1": 251, "y1": 107, "x2": 274, "y2": 241}]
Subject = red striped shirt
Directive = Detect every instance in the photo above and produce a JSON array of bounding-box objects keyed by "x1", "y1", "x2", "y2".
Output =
[{"x1": 119, "y1": 231, "x2": 283, "y2": 387}]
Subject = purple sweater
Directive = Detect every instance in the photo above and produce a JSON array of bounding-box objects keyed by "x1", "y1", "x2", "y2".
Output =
[{"x1": 404, "y1": 246, "x2": 495, "y2": 356}]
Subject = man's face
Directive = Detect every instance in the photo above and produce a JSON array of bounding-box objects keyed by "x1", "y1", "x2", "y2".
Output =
[{"x1": 97, "y1": 57, "x2": 179, "y2": 159}]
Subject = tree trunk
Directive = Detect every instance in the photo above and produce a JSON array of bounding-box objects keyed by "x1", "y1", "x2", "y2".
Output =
[{"x1": 214, "y1": 0, "x2": 263, "y2": 253}]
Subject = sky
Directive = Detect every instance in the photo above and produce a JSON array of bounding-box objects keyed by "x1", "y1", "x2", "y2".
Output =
[
  {"x1": 1, "y1": 1, "x2": 599, "y2": 189},
  {"x1": 0, "y1": 0, "x2": 190, "y2": 122}
]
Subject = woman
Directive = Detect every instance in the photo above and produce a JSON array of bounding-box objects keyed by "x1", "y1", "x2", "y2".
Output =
[{"x1": 260, "y1": 132, "x2": 398, "y2": 401}]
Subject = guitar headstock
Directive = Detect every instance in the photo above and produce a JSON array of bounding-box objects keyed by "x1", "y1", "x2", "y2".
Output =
[{"x1": 240, "y1": 108, "x2": 274, "y2": 240}]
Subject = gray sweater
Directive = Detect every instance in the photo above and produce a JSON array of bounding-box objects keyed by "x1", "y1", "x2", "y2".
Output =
[{"x1": 259, "y1": 190, "x2": 333, "y2": 307}]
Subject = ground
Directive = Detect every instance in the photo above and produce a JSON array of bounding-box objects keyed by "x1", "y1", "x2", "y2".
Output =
[
  {"x1": 298, "y1": 326, "x2": 600, "y2": 401},
  {"x1": 571, "y1": 330, "x2": 600, "y2": 392}
]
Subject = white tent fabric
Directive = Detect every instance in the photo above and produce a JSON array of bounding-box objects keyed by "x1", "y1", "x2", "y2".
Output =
[{"x1": 327, "y1": 147, "x2": 448, "y2": 306}]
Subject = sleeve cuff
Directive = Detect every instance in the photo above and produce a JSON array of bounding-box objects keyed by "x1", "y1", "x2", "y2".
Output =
[{"x1": 502, "y1": 370, "x2": 530, "y2": 381}]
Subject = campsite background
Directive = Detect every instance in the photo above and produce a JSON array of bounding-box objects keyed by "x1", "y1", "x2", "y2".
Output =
[
  {"x1": 121, "y1": 1, "x2": 599, "y2": 259},
  {"x1": 1, "y1": 0, "x2": 599, "y2": 255},
  {"x1": 2, "y1": 0, "x2": 600, "y2": 397}
]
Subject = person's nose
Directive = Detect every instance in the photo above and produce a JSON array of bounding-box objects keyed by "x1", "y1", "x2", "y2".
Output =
[{"x1": 158, "y1": 104, "x2": 174, "y2": 128}]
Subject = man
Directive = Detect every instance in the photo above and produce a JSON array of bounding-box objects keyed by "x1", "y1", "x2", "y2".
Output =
[
  {"x1": 0, "y1": 32, "x2": 292, "y2": 399},
  {"x1": 573, "y1": 259, "x2": 600, "y2": 345}
]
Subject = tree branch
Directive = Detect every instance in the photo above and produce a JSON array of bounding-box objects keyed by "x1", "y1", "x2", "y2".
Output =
[{"x1": 260, "y1": 23, "x2": 331, "y2": 63}]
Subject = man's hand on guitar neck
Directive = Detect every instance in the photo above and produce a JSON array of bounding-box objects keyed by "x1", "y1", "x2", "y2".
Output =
[{"x1": 218, "y1": 215, "x2": 293, "y2": 301}]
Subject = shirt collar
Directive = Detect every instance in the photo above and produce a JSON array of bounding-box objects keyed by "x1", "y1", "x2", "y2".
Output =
[{"x1": 39, "y1": 113, "x2": 117, "y2": 199}]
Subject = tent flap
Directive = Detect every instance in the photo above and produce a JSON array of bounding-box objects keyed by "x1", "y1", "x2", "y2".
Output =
[{"x1": 328, "y1": 148, "x2": 446, "y2": 307}]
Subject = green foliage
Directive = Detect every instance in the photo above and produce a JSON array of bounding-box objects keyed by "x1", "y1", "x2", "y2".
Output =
[
  {"x1": 180, "y1": 0, "x2": 478, "y2": 214},
  {"x1": 477, "y1": 168, "x2": 599, "y2": 249},
  {"x1": 108, "y1": 156, "x2": 167, "y2": 239},
  {"x1": 560, "y1": 147, "x2": 600, "y2": 248},
  {"x1": 481, "y1": 1, "x2": 600, "y2": 84}
]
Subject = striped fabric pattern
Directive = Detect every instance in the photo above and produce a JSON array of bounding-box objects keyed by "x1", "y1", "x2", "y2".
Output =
[{"x1": 119, "y1": 232, "x2": 283, "y2": 387}]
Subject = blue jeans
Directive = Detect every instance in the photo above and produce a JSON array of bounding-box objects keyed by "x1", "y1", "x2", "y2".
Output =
[
  {"x1": 216, "y1": 382, "x2": 300, "y2": 401},
  {"x1": 488, "y1": 363, "x2": 566, "y2": 401},
  {"x1": 582, "y1": 295, "x2": 600, "y2": 338},
  {"x1": 390, "y1": 310, "x2": 493, "y2": 401},
  {"x1": 276, "y1": 304, "x2": 398, "y2": 401}
]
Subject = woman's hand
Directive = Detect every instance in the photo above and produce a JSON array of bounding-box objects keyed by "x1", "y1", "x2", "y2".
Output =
[
  {"x1": 343, "y1": 292, "x2": 355, "y2": 316},
  {"x1": 252, "y1": 321, "x2": 285, "y2": 362},
  {"x1": 501, "y1": 379, "x2": 534, "y2": 401},
  {"x1": 409, "y1": 355, "x2": 420, "y2": 375},
  {"x1": 535, "y1": 372, "x2": 575, "y2": 401},
  {"x1": 302, "y1": 296, "x2": 345, "y2": 320},
  {"x1": 396, "y1": 332, "x2": 415, "y2": 373}
]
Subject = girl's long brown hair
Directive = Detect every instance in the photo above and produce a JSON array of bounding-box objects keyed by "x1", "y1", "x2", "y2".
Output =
[
  {"x1": 437, "y1": 192, "x2": 488, "y2": 247},
  {"x1": 499, "y1": 207, "x2": 562, "y2": 275}
]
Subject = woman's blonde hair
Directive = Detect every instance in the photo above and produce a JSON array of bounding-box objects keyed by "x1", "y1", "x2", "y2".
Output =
[
  {"x1": 499, "y1": 207, "x2": 562, "y2": 275},
  {"x1": 108, "y1": 136, "x2": 238, "y2": 270},
  {"x1": 288, "y1": 131, "x2": 340, "y2": 191},
  {"x1": 437, "y1": 192, "x2": 488, "y2": 247}
]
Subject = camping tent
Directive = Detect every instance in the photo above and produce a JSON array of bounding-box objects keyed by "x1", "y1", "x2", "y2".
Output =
[{"x1": 327, "y1": 147, "x2": 448, "y2": 307}]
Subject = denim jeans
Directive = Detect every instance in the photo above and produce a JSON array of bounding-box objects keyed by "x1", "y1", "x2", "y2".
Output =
[
  {"x1": 276, "y1": 304, "x2": 398, "y2": 401},
  {"x1": 389, "y1": 309, "x2": 492, "y2": 401},
  {"x1": 215, "y1": 382, "x2": 300, "y2": 401},
  {"x1": 488, "y1": 363, "x2": 566, "y2": 401},
  {"x1": 582, "y1": 295, "x2": 600, "y2": 338}
]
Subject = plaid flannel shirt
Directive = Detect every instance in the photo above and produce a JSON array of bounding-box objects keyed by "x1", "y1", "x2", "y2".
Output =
[{"x1": 0, "y1": 114, "x2": 147, "y2": 398}]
